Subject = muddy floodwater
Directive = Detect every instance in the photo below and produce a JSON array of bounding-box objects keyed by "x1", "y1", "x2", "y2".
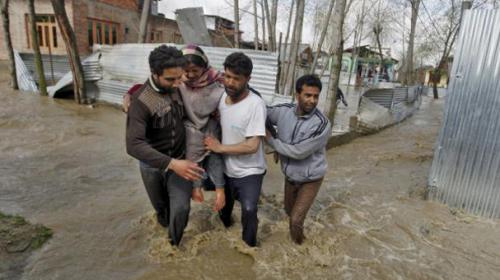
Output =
[{"x1": 1, "y1": 76, "x2": 500, "y2": 279}]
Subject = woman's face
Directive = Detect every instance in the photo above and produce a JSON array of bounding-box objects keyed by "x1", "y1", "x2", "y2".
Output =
[{"x1": 184, "y1": 62, "x2": 205, "y2": 82}]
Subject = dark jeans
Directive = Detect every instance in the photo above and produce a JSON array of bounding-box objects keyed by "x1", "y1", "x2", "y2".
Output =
[
  {"x1": 139, "y1": 162, "x2": 192, "y2": 246},
  {"x1": 219, "y1": 173, "x2": 264, "y2": 247},
  {"x1": 284, "y1": 178, "x2": 323, "y2": 244}
]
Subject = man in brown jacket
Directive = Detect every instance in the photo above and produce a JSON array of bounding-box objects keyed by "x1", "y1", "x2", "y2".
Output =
[{"x1": 126, "y1": 45, "x2": 204, "y2": 246}]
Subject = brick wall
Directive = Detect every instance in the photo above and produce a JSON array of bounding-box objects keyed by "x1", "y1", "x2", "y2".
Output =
[
  {"x1": 74, "y1": 0, "x2": 141, "y2": 54},
  {"x1": 72, "y1": 0, "x2": 89, "y2": 55},
  {"x1": 148, "y1": 16, "x2": 183, "y2": 44},
  {"x1": 98, "y1": 0, "x2": 138, "y2": 11}
]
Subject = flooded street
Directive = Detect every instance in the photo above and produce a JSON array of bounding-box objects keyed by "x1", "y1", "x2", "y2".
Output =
[{"x1": 1, "y1": 76, "x2": 500, "y2": 279}]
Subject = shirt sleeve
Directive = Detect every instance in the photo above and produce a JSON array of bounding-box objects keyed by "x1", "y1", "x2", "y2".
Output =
[
  {"x1": 126, "y1": 100, "x2": 172, "y2": 171},
  {"x1": 245, "y1": 98, "x2": 267, "y2": 138},
  {"x1": 267, "y1": 121, "x2": 332, "y2": 160},
  {"x1": 266, "y1": 104, "x2": 288, "y2": 125}
]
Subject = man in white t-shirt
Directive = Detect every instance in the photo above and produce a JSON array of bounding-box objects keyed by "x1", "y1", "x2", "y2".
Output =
[{"x1": 204, "y1": 52, "x2": 267, "y2": 247}]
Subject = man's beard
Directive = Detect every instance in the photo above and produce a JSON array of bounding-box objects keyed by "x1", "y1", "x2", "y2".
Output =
[
  {"x1": 159, "y1": 86, "x2": 176, "y2": 94},
  {"x1": 225, "y1": 85, "x2": 246, "y2": 99}
]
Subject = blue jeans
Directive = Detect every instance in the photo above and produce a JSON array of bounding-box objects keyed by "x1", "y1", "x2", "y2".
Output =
[
  {"x1": 219, "y1": 173, "x2": 264, "y2": 247},
  {"x1": 139, "y1": 162, "x2": 192, "y2": 246}
]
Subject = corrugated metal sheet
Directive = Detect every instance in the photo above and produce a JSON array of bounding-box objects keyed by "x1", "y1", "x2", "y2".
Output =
[
  {"x1": 428, "y1": 9, "x2": 500, "y2": 218},
  {"x1": 14, "y1": 50, "x2": 38, "y2": 92},
  {"x1": 361, "y1": 86, "x2": 423, "y2": 110},
  {"x1": 47, "y1": 53, "x2": 102, "y2": 97},
  {"x1": 96, "y1": 44, "x2": 278, "y2": 105},
  {"x1": 20, "y1": 53, "x2": 71, "y2": 82}
]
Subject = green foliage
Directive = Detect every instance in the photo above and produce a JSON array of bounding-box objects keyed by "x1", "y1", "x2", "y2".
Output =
[{"x1": 0, "y1": 211, "x2": 53, "y2": 252}]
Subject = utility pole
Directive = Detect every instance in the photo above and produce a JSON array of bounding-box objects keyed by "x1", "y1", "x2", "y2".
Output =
[{"x1": 138, "y1": 0, "x2": 151, "y2": 43}]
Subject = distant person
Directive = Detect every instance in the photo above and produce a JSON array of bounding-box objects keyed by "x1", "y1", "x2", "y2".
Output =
[
  {"x1": 265, "y1": 74, "x2": 332, "y2": 244},
  {"x1": 204, "y1": 52, "x2": 267, "y2": 247},
  {"x1": 126, "y1": 45, "x2": 204, "y2": 246},
  {"x1": 336, "y1": 87, "x2": 348, "y2": 107}
]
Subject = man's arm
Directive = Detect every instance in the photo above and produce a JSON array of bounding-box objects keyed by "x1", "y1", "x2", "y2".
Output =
[
  {"x1": 266, "y1": 103, "x2": 291, "y2": 125},
  {"x1": 267, "y1": 122, "x2": 332, "y2": 160},
  {"x1": 126, "y1": 100, "x2": 172, "y2": 170},
  {"x1": 204, "y1": 136, "x2": 261, "y2": 155},
  {"x1": 126, "y1": 101, "x2": 204, "y2": 181}
]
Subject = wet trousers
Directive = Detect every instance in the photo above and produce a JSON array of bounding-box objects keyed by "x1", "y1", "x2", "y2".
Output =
[
  {"x1": 219, "y1": 173, "x2": 264, "y2": 247},
  {"x1": 139, "y1": 162, "x2": 192, "y2": 246},
  {"x1": 284, "y1": 178, "x2": 323, "y2": 244}
]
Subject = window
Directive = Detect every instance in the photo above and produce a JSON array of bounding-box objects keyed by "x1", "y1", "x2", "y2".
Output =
[
  {"x1": 25, "y1": 14, "x2": 60, "y2": 51},
  {"x1": 88, "y1": 18, "x2": 120, "y2": 47},
  {"x1": 149, "y1": 30, "x2": 163, "y2": 43}
]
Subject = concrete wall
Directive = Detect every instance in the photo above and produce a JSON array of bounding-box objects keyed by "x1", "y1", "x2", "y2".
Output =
[{"x1": 1, "y1": 0, "x2": 74, "y2": 57}]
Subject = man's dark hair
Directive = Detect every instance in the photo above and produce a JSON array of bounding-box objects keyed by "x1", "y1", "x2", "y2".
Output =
[
  {"x1": 149, "y1": 45, "x2": 186, "y2": 75},
  {"x1": 223, "y1": 52, "x2": 253, "y2": 77},
  {"x1": 295, "y1": 74, "x2": 322, "y2": 93}
]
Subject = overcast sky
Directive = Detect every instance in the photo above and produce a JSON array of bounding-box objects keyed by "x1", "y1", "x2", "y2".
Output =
[
  {"x1": 157, "y1": 0, "x2": 409, "y2": 61},
  {"x1": 158, "y1": 0, "x2": 317, "y2": 44}
]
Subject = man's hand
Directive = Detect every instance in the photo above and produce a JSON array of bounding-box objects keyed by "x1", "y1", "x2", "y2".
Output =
[
  {"x1": 122, "y1": 94, "x2": 131, "y2": 113},
  {"x1": 213, "y1": 188, "x2": 226, "y2": 212},
  {"x1": 210, "y1": 109, "x2": 220, "y2": 122},
  {"x1": 265, "y1": 129, "x2": 272, "y2": 140},
  {"x1": 169, "y1": 159, "x2": 205, "y2": 181},
  {"x1": 204, "y1": 135, "x2": 222, "y2": 153},
  {"x1": 192, "y1": 188, "x2": 204, "y2": 202}
]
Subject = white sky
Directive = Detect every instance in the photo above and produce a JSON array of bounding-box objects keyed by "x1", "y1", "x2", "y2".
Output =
[
  {"x1": 157, "y1": 0, "x2": 420, "y2": 62},
  {"x1": 158, "y1": 0, "x2": 317, "y2": 44}
]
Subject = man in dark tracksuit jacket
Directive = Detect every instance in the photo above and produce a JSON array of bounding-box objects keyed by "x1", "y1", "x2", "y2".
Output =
[
  {"x1": 126, "y1": 45, "x2": 204, "y2": 246},
  {"x1": 266, "y1": 74, "x2": 332, "y2": 244}
]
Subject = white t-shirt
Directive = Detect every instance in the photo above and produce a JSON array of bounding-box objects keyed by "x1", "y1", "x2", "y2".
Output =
[{"x1": 219, "y1": 91, "x2": 267, "y2": 178}]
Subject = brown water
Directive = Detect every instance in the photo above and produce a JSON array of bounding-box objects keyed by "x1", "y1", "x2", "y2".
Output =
[{"x1": 1, "y1": 75, "x2": 500, "y2": 279}]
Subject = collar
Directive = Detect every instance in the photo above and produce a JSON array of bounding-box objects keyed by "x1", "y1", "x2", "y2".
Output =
[
  {"x1": 148, "y1": 76, "x2": 161, "y2": 92},
  {"x1": 294, "y1": 104, "x2": 318, "y2": 119}
]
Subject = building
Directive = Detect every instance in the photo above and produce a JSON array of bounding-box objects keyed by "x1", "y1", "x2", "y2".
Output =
[
  {"x1": 204, "y1": 14, "x2": 241, "y2": 48},
  {"x1": 0, "y1": 0, "x2": 191, "y2": 81},
  {"x1": 342, "y1": 45, "x2": 399, "y2": 86}
]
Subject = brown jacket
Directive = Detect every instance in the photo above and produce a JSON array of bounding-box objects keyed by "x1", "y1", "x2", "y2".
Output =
[{"x1": 126, "y1": 77, "x2": 186, "y2": 170}]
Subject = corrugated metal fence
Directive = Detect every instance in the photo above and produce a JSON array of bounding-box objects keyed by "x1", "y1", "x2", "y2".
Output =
[
  {"x1": 428, "y1": 9, "x2": 500, "y2": 218},
  {"x1": 96, "y1": 44, "x2": 279, "y2": 105}
]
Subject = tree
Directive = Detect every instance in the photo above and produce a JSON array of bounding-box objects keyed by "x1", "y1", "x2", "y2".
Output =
[
  {"x1": 429, "y1": 0, "x2": 461, "y2": 98},
  {"x1": 405, "y1": 0, "x2": 421, "y2": 85},
  {"x1": 253, "y1": 0, "x2": 259, "y2": 50},
  {"x1": 326, "y1": 0, "x2": 348, "y2": 123},
  {"x1": 234, "y1": 0, "x2": 240, "y2": 48},
  {"x1": 310, "y1": 0, "x2": 335, "y2": 73},
  {"x1": 260, "y1": 0, "x2": 266, "y2": 50},
  {"x1": 279, "y1": 0, "x2": 295, "y2": 92},
  {"x1": 51, "y1": 0, "x2": 86, "y2": 104},
  {"x1": 138, "y1": 0, "x2": 151, "y2": 43},
  {"x1": 283, "y1": 0, "x2": 305, "y2": 96},
  {"x1": 28, "y1": 0, "x2": 48, "y2": 96},
  {"x1": 0, "y1": 0, "x2": 18, "y2": 89}
]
